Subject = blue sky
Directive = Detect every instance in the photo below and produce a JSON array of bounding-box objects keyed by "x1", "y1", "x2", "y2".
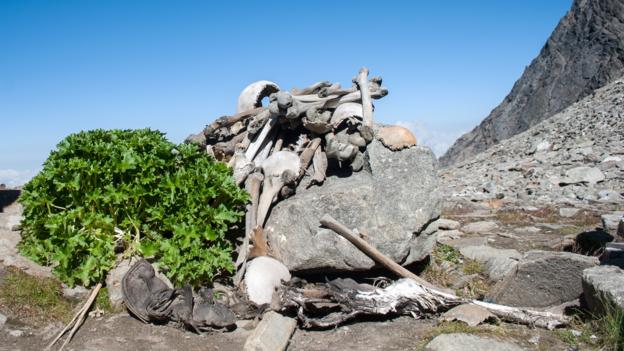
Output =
[{"x1": 0, "y1": 0, "x2": 571, "y2": 186}]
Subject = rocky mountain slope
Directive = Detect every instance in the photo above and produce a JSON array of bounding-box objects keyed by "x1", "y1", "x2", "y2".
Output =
[
  {"x1": 440, "y1": 0, "x2": 624, "y2": 167},
  {"x1": 441, "y1": 76, "x2": 624, "y2": 205}
]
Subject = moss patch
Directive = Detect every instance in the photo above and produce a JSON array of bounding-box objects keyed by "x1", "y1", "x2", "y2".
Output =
[{"x1": 0, "y1": 267, "x2": 76, "y2": 326}]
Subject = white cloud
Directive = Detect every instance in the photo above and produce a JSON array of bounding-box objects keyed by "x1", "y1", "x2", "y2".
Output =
[
  {"x1": 0, "y1": 169, "x2": 39, "y2": 188},
  {"x1": 395, "y1": 120, "x2": 465, "y2": 157}
]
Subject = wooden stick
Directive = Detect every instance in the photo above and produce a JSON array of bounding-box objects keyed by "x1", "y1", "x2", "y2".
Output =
[
  {"x1": 355, "y1": 67, "x2": 374, "y2": 127},
  {"x1": 46, "y1": 283, "x2": 102, "y2": 351},
  {"x1": 320, "y1": 214, "x2": 441, "y2": 291}
]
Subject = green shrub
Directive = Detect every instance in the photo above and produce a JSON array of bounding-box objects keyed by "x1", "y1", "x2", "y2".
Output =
[{"x1": 19, "y1": 129, "x2": 248, "y2": 287}]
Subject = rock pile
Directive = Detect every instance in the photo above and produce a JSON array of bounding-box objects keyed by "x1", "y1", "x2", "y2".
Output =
[
  {"x1": 441, "y1": 77, "x2": 624, "y2": 206},
  {"x1": 189, "y1": 68, "x2": 440, "y2": 275}
]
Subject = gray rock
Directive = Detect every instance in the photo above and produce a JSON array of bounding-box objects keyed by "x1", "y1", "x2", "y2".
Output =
[
  {"x1": 489, "y1": 251, "x2": 598, "y2": 307},
  {"x1": 437, "y1": 218, "x2": 461, "y2": 230},
  {"x1": 106, "y1": 257, "x2": 140, "y2": 310},
  {"x1": 459, "y1": 246, "x2": 521, "y2": 281},
  {"x1": 582, "y1": 265, "x2": 624, "y2": 315},
  {"x1": 62, "y1": 285, "x2": 90, "y2": 300},
  {"x1": 440, "y1": 0, "x2": 624, "y2": 167},
  {"x1": 440, "y1": 304, "x2": 495, "y2": 327},
  {"x1": 437, "y1": 229, "x2": 463, "y2": 243},
  {"x1": 244, "y1": 311, "x2": 296, "y2": 351},
  {"x1": 602, "y1": 212, "x2": 624, "y2": 235},
  {"x1": 559, "y1": 207, "x2": 580, "y2": 218},
  {"x1": 265, "y1": 140, "x2": 441, "y2": 272},
  {"x1": 597, "y1": 189, "x2": 624, "y2": 203},
  {"x1": 8, "y1": 329, "x2": 24, "y2": 337},
  {"x1": 559, "y1": 167, "x2": 605, "y2": 185},
  {"x1": 0, "y1": 313, "x2": 6, "y2": 330},
  {"x1": 461, "y1": 221, "x2": 498, "y2": 234},
  {"x1": 446, "y1": 237, "x2": 489, "y2": 250},
  {"x1": 425, "y1": 333, "x2": 524, "y2": 351}
]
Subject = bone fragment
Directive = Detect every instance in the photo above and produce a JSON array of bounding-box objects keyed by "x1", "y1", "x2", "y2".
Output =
[
  {"x1": 291, "y1": 81, "x2": 332, "y2": 95},
  {"x1": 298, "y1": 138, "x2": 322, "y2": 177},
  {"x1": 237, "y1": 81, "x2": 280, "y2": 114},
  {"x1": 257, "y1": 151, "x2": 301, "y2": 226},
  {"x1": 203, "y1": 107, "x2": 264, "y2": 138},
  {"x1": 246, "y1": 115, "x2": 278, "y2": 162},
  {"x1": 355, "y1": 67, "x2": 373, "y2": 127},
  {"x1": 234, "y1": 173, "x2": 263, "y2": 286},
  {"x1": 309, "y1": 147, "x2": 327, "y2": 186}
]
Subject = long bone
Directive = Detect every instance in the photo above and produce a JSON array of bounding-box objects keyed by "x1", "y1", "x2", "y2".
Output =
[
  {"x1": 257, "y1": 151, "x2": 300, "y2": 226},
  {"x1": 355, "y1": 67, "x2": 374, "y2": 127}
]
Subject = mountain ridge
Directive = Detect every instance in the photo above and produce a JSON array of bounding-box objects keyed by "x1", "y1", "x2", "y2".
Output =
[{"x1": 440, "y1": 0, "x2": 624, "y2": 167}]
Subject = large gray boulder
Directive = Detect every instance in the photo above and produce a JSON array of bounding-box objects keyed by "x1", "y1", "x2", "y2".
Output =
[
  {"x1": 489, "y1": 250, "x2": 598, "y2": 307},
  {"x1": 265, "y1": 140, "x2": 441, "y2": 272},
  {"x1": 582, "y1": 265, "x2": 624, "y2": 315}
]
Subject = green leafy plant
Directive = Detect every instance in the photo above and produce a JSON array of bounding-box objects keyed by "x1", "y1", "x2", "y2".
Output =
[{"x1": 19, "y1": 129, "x2": 248, "y2": 287}]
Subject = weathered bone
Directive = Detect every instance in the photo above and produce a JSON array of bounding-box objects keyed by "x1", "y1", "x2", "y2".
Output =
[
  {"x1": 257, "y1": 151, "x2": 301, "y2": 226},
  {"x1": 291, "y1": 81, "x2": 332, "y2": 95},
  {"x1": 303, "y1": 108, "x2": 333, "y2": 134},
  {"x1": 237, "y1": 81, "x2": 280, "y2": 114},
  {"x1": 309, "y1": 146, "x2": 327, "y2": 187},
  {"x1": 246, "y1": 114, "x2": 279, "y2": 162},
  {"x1": 247, "y1": 109, "x2": 273, "y2": 135},
  {"x1": 233, "y1": 172, "x2": 263, "y2": 286},
  {"x1": 355, "y1": 67, "x2": 374, "y2": 127},
  {"x1": 325, "y1": 88, "x2": 388, "y2": 108},
  {"x1": 331, "y1": 102, "x2": 364, "y2": 126},
  {"x1": 203, "y1": 107, "x2": 264, "y2": 138},
  {"x1": 325, "y1": 133, "x2": 358, "y2": 163},
  {"x1": 232, "y1": 147, "x2": 255, "y2": 185},
  {"x1": 298, "y1": 138, "x2": 322, "y2": 178},
  {"x1": 253, "y1": 128, "x2": 276, "y2": 167}
]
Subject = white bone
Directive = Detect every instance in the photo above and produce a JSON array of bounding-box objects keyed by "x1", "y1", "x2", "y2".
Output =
[
  {"x1": 257, "y1": 151, "x2": 300, "y2": 226},
  {"x1": 331, "y1": 102, "x2": 364, "y2": 126},
  {"x1": 237, "y1": 80, "x2": 280, "y2": 114}
]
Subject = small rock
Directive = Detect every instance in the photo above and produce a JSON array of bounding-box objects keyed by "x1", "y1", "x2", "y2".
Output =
[
  {"x1": 244, "y1": 256, "x2": 291, "y2": 305},
  {"x1": 62, "y1": 285, "x2": 90, "y2": 300},
  {"x1": 8, "y1": 329, "x2": 24, "y2": 337},
  {"x1": 425, "y1": 333, "x2": 524, "y2": 351},
  {"x1": 559, "y1": 207, "x2": 580, "y2": 218},
  {"x1": 437, "y1": 218, "x2": 461, "y2": 230},
  {"x1": 460, "y1": 245, "x2": 521, "y2": 281},
  {"x1": 446, "y1": 237, "x2": 489, "y2": 250},
  {"x1": 489, "y1": 250, "x2": 598, "y2": 307},
  {"x1": 436, "y1": 229, "x2": 463, "y2": 243},
  {"x1": 0, "y1": 313, "x2": 6, "y2": 330},
  {"x1": 602, "y1": 212, "x2": 624, "y2": 235},
  {"x1": 559, "y1": 166, "x2": 605, "y2": 185},
  {"x1": 461, "y1": 221, "x2": 498, "y2": 234},
  {"x1": 244, "y1": 311, "x2": 296, "y2": 351},
  {"x1": 582, "y1": 265, "x2": 624, "y2": 315},
  {"x1": 597, "y1": 190, "x2": 624, "y2": 203},
  {"x1": 602, "y1": 156, "x2": 622, "y2": 163},
  {"x1": 440, "y1": 304, "x2": 495, "y2": 327}
]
